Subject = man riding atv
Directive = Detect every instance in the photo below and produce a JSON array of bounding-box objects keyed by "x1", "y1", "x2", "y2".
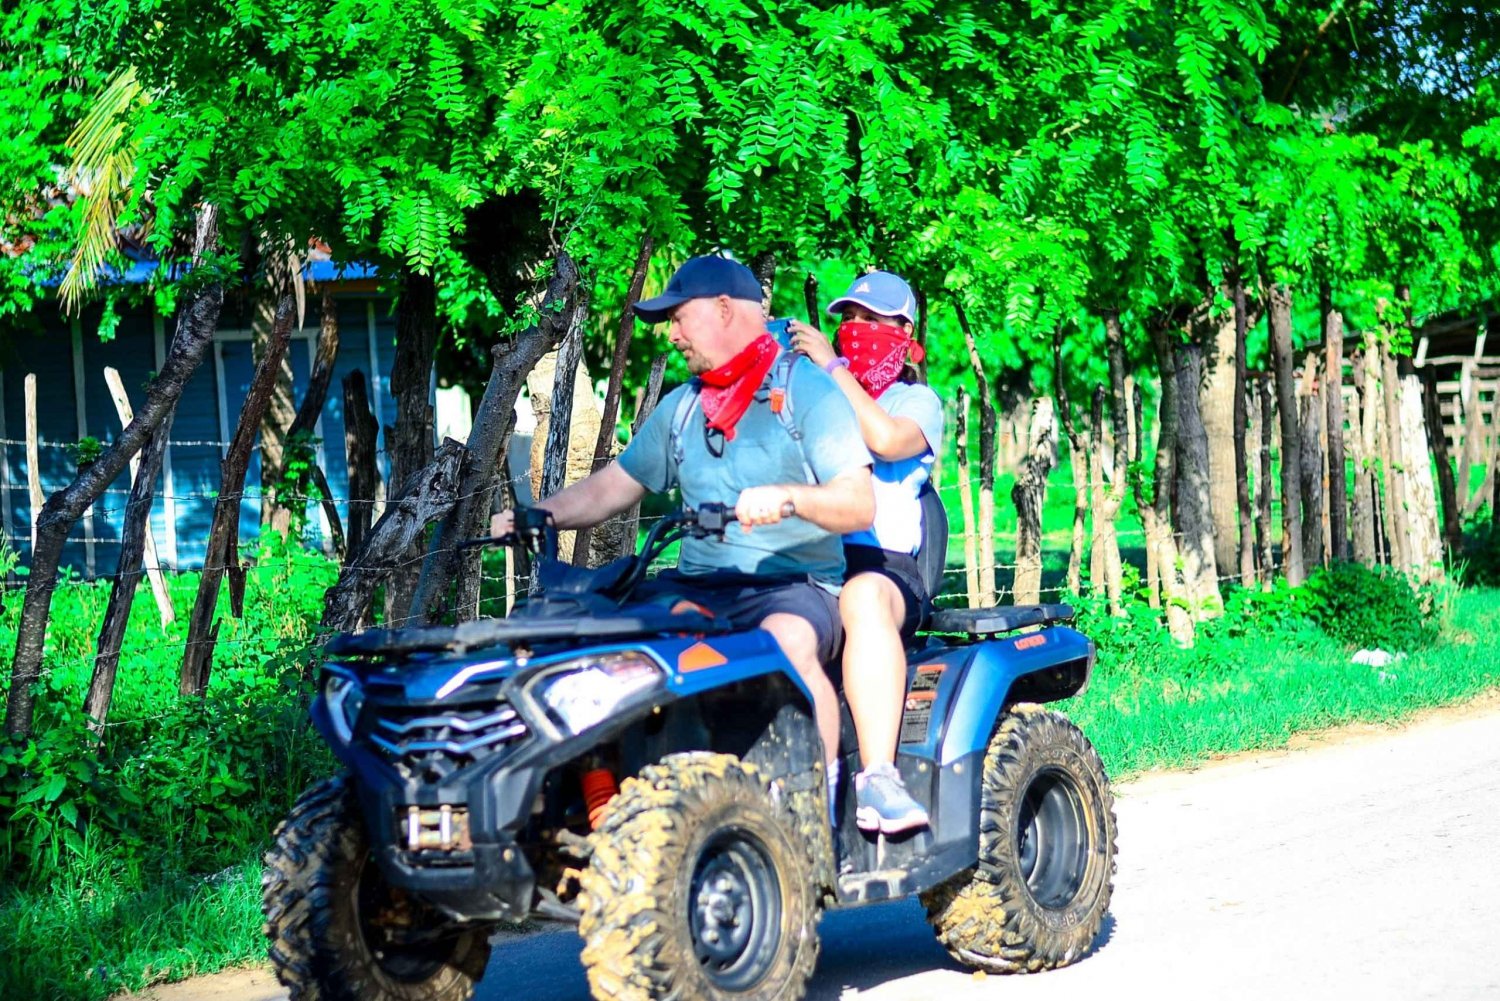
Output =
[{"x1": 491, "y1": 254, "x2": 874, "y2": 812}]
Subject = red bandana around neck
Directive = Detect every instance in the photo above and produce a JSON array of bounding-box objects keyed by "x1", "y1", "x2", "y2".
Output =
[
  {"x1": 697, "y1": 334, "x2": 779, "y2": 441},
  {"x1": 837, "y1": 321, "x2": 924, "y2": 398}
]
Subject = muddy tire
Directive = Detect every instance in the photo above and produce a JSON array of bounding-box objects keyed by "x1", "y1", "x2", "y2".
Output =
[
  {"x1": 920, "y1": 704, "x2": 1116, "y2": 974},
  {"x1": 262, "y1": 776, "x2": 491, "y2": 1001},
  {"x1": 578, "y1": 752, "x2": 819, "y2": 1001}
]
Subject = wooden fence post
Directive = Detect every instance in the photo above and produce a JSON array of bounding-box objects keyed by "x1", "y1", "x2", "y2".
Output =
[
  {"x1": 24, "y1": 374, "x2": 42, "y2": 552},
  {"x1": 103, "y1": 367, "x2": 174, "y2": 626}
]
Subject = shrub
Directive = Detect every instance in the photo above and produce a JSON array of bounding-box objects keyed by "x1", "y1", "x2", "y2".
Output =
[
  {"x1": 1457, "y1": 518, "x2": 1500, "y2": 588},
  {"x1": 1300, "y1": 562, "x2": 1435, "y2": 652}
]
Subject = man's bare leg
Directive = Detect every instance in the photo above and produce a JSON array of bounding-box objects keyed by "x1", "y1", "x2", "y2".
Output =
[{"x1": 760, "y1": 612, "x2": 841, "y2": 767}]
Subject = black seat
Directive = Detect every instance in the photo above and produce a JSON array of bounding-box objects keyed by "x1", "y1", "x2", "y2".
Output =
[{"x1": 925, "y1": 603, "x2": 1075, "y2": 636}]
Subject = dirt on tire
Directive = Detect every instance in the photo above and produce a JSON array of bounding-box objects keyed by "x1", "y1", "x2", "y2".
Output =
[
  {"x1": 577, "y1": 752, "x2": 820, "y2": 1001},
  {"x1": 920, "y1": 703, "x2": 1116, "y2": 973},
  {"x1": 261, "y1": 775, "x2": 491, "y2": 1001}
]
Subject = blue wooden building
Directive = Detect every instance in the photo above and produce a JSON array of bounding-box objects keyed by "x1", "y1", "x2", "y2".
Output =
[{"x1": 0, "y1": 261, "x2": 401, "y2": 576}]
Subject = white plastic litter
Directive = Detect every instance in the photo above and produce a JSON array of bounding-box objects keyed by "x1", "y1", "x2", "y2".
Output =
[{"x1": 1352, "y1": 648, "x2": 1400, "y2": 667}]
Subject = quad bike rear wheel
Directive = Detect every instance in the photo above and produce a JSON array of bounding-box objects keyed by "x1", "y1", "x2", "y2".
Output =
[
  {"x1": 262, "y1": 775, "x2": 491, "y2": 1001},
  {"x1": 921, "y1": 703, "x2": 1116, "y2": 973},
  {"x1": 578, "y1": 752, "x2": 820, "y2": 1001}
]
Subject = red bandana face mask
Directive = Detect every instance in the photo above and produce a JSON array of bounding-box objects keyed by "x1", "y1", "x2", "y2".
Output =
[
  {"x1": 697, "y1": 334, "x2": 779, "y2": 441},
  {"x1": 836, "y1": 321, "x2": 923, "y2": 398}
]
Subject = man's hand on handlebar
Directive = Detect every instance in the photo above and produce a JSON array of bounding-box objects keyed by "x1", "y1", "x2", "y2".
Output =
[
  {"x1": 489, "y1": 510, "x2": 515, "y2": 540},
  {"x1": 733, "y1": 486, "x2": 796, "y2": 532}
]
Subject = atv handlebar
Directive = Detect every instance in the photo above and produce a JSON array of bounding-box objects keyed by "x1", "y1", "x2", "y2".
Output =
[{"x1": 463, "y1": 500, "x2": 793, "y2": 557}]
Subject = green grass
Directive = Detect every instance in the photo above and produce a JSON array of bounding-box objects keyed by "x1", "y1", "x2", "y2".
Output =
[
  {"x1": 1, "y1": 856, "x2": 265, "y2": 1000},
  {"x1": 1066, "y1": 586, "x2": 1500, "y2": 776}
]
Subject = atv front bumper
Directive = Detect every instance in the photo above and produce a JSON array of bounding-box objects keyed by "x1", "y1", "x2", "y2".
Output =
[{"x1": 375, "y1": 838, "x2": 536, "y2": 923}]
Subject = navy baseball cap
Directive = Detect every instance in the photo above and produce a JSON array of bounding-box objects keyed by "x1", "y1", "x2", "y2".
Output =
[
  {"x1": 827, "y1": 271, "x2": 917, "y2": 323},
  {"x1": 633, "y1": 255, "x2": 763, "y2": 323}
]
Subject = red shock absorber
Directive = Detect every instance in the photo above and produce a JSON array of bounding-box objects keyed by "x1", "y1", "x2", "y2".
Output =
[{"x1": 581, "y1": 767, "x2": 619, "y2": 830}]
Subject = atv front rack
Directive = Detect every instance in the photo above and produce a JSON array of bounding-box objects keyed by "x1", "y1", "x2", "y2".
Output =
[{"x1": 326, "y1": 608, "x2": 731, "y2": 660}]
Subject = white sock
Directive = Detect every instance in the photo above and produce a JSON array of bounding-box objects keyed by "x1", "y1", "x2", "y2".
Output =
[{"x1": 826, "y1": 758, "x2": 841, "y2": 817}]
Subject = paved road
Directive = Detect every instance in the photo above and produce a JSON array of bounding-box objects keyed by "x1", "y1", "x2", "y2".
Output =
[
  {"x1": 132, "y1": 701, "x2": 1500, "y2": 1001},
  {"x1": 480, "y1": 704, "x2": 1500, "y2": 1001}
]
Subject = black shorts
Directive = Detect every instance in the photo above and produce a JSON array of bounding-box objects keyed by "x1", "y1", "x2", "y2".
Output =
[
  {"x1": 637, "y1": 570, "x2": 844, "y2": 664},
  {"x1": 843, "y1": 544, "x2": 930, "y2": 642}
]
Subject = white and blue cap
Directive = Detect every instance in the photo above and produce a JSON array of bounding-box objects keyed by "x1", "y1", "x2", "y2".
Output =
[
  {"x1": 827, "y1": 271, "x2": 916, "y2": 324},
  {"x1": 633, "y1": 255, "x2": 764, "y2": 324}
]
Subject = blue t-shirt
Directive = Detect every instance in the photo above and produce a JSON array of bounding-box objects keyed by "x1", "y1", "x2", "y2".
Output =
[
  {"x1": 843, "y1": 382, "x2": 944, "y2": 556},
  {"x1": 618, "y1": 354, "x2": 873, "y2": 588}
]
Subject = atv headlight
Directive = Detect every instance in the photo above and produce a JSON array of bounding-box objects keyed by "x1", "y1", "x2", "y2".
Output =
[
  {"x1": 532, "y1": 653, "x2": 663, "y2": 736},
  {"x1": 322, "y1": 673, "x2": 365, "y2": 743}
]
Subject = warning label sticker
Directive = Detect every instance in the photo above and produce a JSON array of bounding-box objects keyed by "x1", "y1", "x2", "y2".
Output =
[{"x1": 899, "y1": 664, "x2": 945, "y2": 745}]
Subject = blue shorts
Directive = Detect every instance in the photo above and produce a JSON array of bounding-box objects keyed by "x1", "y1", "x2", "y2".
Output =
[{"x1": 637, "y1": 570, "x2": 844, "y2": 664}]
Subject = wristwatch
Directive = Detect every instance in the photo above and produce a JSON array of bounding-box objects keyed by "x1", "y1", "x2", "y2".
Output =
[{"x1": 824, "y1": 356, "x2": 850, "y2": 374}]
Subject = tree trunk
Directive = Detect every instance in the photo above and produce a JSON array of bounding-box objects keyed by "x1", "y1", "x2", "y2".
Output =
[
  {"x1": 617, "y1": 352, "x2": 669, "y2": 559},
  {"x1": 1086, "y1": 390, "x2": 1117, "y2": 608},
  {"x1": 1095, "y1": 312, "x2": 1130, "y2": 614},
  {"x1": 408, "y1": 253, "x2": 583, "y2": 623},
  {"x1": 914, "y1": 289, "x2": 929, "y2": 385},
  {"x1": 180, "y1": 292, "x2": 296, "y2": 696},
  {"x1": 1269, "y1": 285, "x2": 1305, "y2": 585},
  {"x1": 954, "y1": 297, "x2": 997, "y2": 607},
  {"x1": 1196, "y1": 294, "x2": 1241, "y2": 582},
  {"x1": 1322, "y1": 285, "x2": 1349, "y2": 562},
  {"x1": 752, "y1": 251, "x2": 776, "y2": 314},
  {"x1": 83, "y1": 413, "x2": 173, "y2": 736},
  {"x1": 1397, "y1": 357, "x2": 1444, "y2": 582},
  {"x1": 1142, "y1": 319, "x2": 1194, "y2": 644},
  {"x1": 322, "y1": 442, "x2": 466, "y2": 632},
  {"x1": 1379, "y1": 338, "x2": 1412, "y2": 572},
  {"x1": 803, "y1": 273, "x2": 822, "y2": 331},
  {"x1": 1421, "y1": 366, "x2": 1461, "y2": 563},
  {"x1": 271, "y1": 287, "x2": 343, "y2": 551},
  {"x1": 1011, "y1": 397, "x2": 1056, "y2": 605},
  {"x1": 1133, "y1": 386, "x2": 1161, "y2": 608},
  {"x1": 1255, "y1": 373, "x2": 1276, "y2": 585},
  {"x1": 5, "y1": 206, "x2": 223, "y2": 739},
  {"x1": 1052, "y1": 329, "x2": 1087, "y2": 597},
  {"x1": 956, "y1": 387, "x2": 980, "y2": 608},
  {"x1": 1174, "y1": 342, "x2": 1222, "y2": 618},
  {"x1": 342, "y1": 370, "x2": 380, "y2": 564},
  {"x1": 102, "y1": 367, "x2": 173, "y2": 625},
  {"x1": 537, "y1": 288, "x2": 593, "y2": 567},
  {"x1": 384, "y1": 271, "x2": 438, "y2": 626},
  {"x1": 255, "y1": 263, "x2": 300, "y2": 532},
  {"x1": 1348, "y1": 348, "x2": 1378, "y2": 567},
  {"x1": 574, "y1": 238, "x2": 653, "y2": 567},
  {"x1": 1233, "y1": 277, "x2": 1257, "y2": 587},
  {"x1": 1298, "y1": 357, "x2": 1326, "y2": 569}
]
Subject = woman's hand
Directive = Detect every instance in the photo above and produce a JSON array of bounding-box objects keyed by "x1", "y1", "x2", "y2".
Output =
[{"x1": 788, "y1": 319, "x2": 837, "y2": 367}]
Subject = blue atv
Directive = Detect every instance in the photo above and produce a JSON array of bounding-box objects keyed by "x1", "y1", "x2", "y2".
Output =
[{"x1": 262, "y1": 497, "x2": 1117, "y2": 1001}]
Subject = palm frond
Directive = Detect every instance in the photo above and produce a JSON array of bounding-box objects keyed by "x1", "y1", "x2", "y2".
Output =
[{"x1": 59, "y1": 67, "x2": 149, "y2": 315}]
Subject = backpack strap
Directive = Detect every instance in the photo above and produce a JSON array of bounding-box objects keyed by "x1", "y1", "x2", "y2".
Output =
[
  {"x1": 669, "y1": 380, "x2": 703, "y2": 471},
  {"x1": 768, "y1": 351, "x2": 817, "y2": 484},
  {"x1": 666, "y1": 351, "x2": 816, "y2": 484}
]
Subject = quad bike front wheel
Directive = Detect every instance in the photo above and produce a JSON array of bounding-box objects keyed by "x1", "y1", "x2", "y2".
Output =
[
  {"x1": 262, "y1": 775, "x2": 492, "y2": 1001},
  {"x1": 578, "y1": 752, "x2": 820, "y2": 1001},
  {"x1": 921, "y1": 703, "x2": 1116, "y2": 974}
]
